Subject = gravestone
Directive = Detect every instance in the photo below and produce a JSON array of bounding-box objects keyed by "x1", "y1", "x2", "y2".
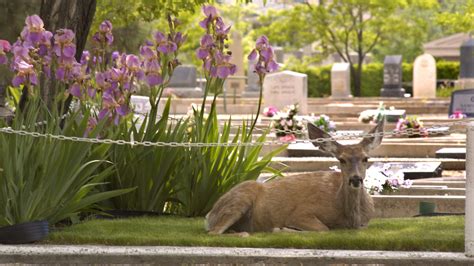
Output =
[
  {"x1": 242, "y1": 59, "x2": 260, "y2": 97},
  {"x1": 436, "y1": 147, "x2": 466, "y2": 159},
  {"x1": 380, "y1": 55, "x2": 405, "y2": 97},
  {"x1": 458, "y1": 38, "x2": 474, "y2": 89},
  {"x1": 130, "y1": 95, "x2": 165, "y2": 117},
  {"x1": 273, "y1": 47, "x2": 284, "y2": 63},
  {"x1": 331, "y1": 63, "x2": 352, "y2": 98},
  {"x1": 226, "y1": 31, "x2": 245, "y2": 99},
  {"x1": 413, "y1": 53, "x2": 436, "y2": 98},
  {"x1": 0, "y1": 84, "x2": 13, "y2": 122},
  {"x1": 368, "y1": 162, "x2": 442, "y2": 179},
  {"x1": 164, "y1": 65, "x2": 203, "y2": 98},
  {"x1": 449, "y1": 89, "x2": 474, "y2": 117},
  {"x1": 263, "y1": 70, "x2": 308, "y2": 114}
]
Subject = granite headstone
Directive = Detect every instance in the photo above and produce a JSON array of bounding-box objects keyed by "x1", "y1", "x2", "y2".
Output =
[
  {"x1": 449, "y1": 88, "x2": 474, "y2": 117},
  {"x1": 458, "y1": 38, "x2": 474, "y2": 89},
  {"x1": 164, "y1": 65, "x2": 203, "y2": 98},
  {"x1": 380, "y1": 55, "x2": 405, "y2": 97}
]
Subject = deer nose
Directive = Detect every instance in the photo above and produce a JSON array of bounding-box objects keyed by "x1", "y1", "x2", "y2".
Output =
[{"x1": 349, "y1": 176, "x2": 363, "y2": 188}]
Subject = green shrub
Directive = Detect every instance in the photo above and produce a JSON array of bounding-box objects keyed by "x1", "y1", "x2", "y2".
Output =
[
  {"x1": 437, "y1": 61, "x2": 460, "y2": 79},
  {"x1": 287, "y1": 61, "x2": 460, "y2": 97},
  {"x1": 288, "y1": 65, "x2": 331, "y2": 97},
  {"x1": 0, "y1": 98, "x2": 132, "y2": 226},
  {"x1": 107, "y1": 99, "x2": 189, "y2": 213}
]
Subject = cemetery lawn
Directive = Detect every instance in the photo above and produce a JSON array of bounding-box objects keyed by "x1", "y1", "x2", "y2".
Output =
[{"x1": 45, "y1": 215, "x2": 464, "y2": 251}]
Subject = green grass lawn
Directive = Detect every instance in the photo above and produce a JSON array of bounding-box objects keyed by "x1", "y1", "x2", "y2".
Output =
[{"x1": 45, "y1": 216, "x2": 464, "y2": 252}]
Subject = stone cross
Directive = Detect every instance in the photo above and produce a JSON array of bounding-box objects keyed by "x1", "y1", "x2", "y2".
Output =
[
  {"x1": 331, "y1": 63, "x2": 352, "y2": 98},
  {"x1": 380, "y1": 55, "x2": 405, "y2": 97},
  {"x1": 413, "y1": 53, "x2": 436, "y2": 98},
  {"x1": 263, "y1": 70, "x2": 308, "y2": 114}
]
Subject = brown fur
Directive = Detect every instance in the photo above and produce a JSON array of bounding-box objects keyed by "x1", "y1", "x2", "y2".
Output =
[{"x1": 205, "y1": 119, "x2": 384, "y2": 234}]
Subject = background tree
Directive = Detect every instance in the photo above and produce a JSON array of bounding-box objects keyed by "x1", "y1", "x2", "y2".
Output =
[
  {"x1": 437, "y1": 0, "x2": 474, "y2": 34},
  {"x1": 310, "y1": 0, "x2": 407, "y2": 96}
]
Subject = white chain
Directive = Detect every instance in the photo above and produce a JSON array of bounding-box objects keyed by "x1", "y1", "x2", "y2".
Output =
[{"x1": 0, "y1": 120, "x2": 469, "y2": 148}]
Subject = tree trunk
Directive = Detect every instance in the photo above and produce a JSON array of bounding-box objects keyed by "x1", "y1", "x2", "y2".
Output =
[{"x1": 39, "y1": 0, "x2": 96, "y2": 108}]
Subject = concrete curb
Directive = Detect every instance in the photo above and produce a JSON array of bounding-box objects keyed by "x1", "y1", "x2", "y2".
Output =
[{"x1": 0, "y1": 245, "x2": 473, "y2": 265}]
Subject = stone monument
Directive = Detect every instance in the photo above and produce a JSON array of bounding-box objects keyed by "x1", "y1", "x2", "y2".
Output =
[
  {"x1": 242, "y1": 59, "x2": 260, "y2": 97},
  {"x1": 413, "y1": 53, "x2": 436, "y2": 98},
  {"x1": 263, "y1": 70, "x2": 308, "y2": 114},
  {"x1": 380, "y1": 55, "x2": 405, "y2": 97},
  {"x1": 226, "y1": 31, "x2": 245, "y2": 101},
  {"x1": 458, "y1": 38, "x2": 474, "y2": 89},
  {"x1": 331, "y1": 62, "x2": 352, "y2": 98},
  {"x1": 164, "y1": 65, "x2": 203, "y2": 98}
]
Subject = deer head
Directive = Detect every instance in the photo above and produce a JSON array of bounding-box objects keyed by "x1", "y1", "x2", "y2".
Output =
[{"x1": 308, "y1": 119, "x2": 384, "y2": 190}]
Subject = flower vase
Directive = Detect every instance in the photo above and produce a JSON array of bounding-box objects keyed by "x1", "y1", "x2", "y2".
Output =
[{"x1": 0, "y1": 220, "x2": 49, "y2": 244}]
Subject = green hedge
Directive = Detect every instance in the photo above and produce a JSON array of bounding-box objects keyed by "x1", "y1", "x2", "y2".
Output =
[{"x1": 288, "y1": 61, "x2": 459, "y2": 97}]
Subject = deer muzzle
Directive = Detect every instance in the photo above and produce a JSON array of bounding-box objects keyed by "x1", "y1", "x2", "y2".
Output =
[{"x1": 349, "y1": 176, "x2": 363, "y2": 188}]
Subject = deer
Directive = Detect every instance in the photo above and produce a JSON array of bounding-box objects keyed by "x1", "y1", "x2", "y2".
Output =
[{"x1": 205, "y1": 119, "x2": 384, "y2": 234}]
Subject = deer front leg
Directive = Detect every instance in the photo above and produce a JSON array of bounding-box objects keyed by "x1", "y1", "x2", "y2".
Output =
[{"x1": 284, "y1": 215, "x2": 329, "y2": 232}]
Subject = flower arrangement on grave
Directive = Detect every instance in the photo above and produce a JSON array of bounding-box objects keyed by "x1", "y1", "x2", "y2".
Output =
[
  {"x1": 395, "y1": 116, "x2": 428, "y2": 137},
  {"x1": 358, "y1": 102, "x2": 385, "y2": 124},
  {"x1": 364, "y1": 164, "x2": 413, "y2": 195},
  {"x1": 312, "y1": 114, "x2": 336, "y2": 132},
  {"x1": 449, "y1": 111, "x2": 467, "y2": 119},
  {"x1": 271, "y1": 104, "x2": 304, "y2": 141},
  {"x1": 263, "y1": 106, "x2": 278, "y2": 117}
]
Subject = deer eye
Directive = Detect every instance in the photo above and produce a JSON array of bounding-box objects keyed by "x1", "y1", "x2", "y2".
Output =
[
  {"x1": 339, "y1": 158, "x2": 347, "y2": 164},
  {"x1": 362, "y1": 157, "x2": 369, "y2": 163}
]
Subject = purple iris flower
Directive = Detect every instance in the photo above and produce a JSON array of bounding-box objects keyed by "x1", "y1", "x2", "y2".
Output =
[
  {"x1": 69, "y1": 83, "x2": 82, "y2": 97},
  {"x1": 12, "y1": 60, "x2": 38, "y2": 87},
  {"x1": 24, "y1": 15, "x2": 45, "y2": 43},
  {"x1": 0, "y1": 40, "x2": 11, "y2": 65},
  {"x1": 93, "y1": 20, "x2": 114, "y2": 46},
  {"x1": 80, "y1": 50, "x2": 90, "y2": 65},
  {"x1": 248, "y1": 35, "x2": 279, "y2": 76},
  {"x1": 54, "y1": 29, "x2": 76, "y2": 59},
  {"x1": 99, "y1": 20, "x2": 113, "y2": 33},
  {"x1": 199, "y1": 5, "x2": 218, "y2": 29}
]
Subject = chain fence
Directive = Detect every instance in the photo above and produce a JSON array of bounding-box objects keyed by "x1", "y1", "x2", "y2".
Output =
[{"x1": 0, "y1": 119, "x2": 470, "y2": 148}]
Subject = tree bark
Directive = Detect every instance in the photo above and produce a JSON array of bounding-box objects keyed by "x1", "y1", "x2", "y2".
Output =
[{"x1": 39, "y1": 0, "x2": 96, "y2": 108}]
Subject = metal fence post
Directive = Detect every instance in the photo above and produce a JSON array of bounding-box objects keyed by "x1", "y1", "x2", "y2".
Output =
[{"x1": 466, "y1": 121, "x2": 474, "y2": 256}]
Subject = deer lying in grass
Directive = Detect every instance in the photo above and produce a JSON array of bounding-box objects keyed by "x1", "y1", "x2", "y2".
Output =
[{"x1": 205, "y1": 119, "x2": 384, "y2": 234}]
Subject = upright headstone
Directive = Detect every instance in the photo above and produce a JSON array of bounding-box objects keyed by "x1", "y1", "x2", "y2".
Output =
[
  {"x1": 449, "y1": 88, "x2": 474, "y2": 117},
  {"x1": 459, "y1": 38, "x2": 474, "y2": 89},
  {"x1": 164, "y1": 65, "x2": 203, "y2": 98},
  {"x1": 413, "y1": 53, "x2": 436, "y2": 98},
  {"x1": 273, "y1": 47, "x2": 284, "y2": 63},
  {"x1": 380, "y1": 55, "x2": 405, "y2": 97},
  {"x1": 226, "y1": 32, "x2": 245, "y2": 99},
  {"x1": 263, "y1": 70, "x2": 308, "y2": 114},
  {"x1": 331, "y1": 63, "x2": 352, "y2": 98},
  {"x1": 242, "y1": 59, "x2": 260, "y2": 97}
]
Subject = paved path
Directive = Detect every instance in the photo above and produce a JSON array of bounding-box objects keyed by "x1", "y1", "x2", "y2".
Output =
[{"x1": 1, "y1": 245, "x2": 474, "y2": 265}]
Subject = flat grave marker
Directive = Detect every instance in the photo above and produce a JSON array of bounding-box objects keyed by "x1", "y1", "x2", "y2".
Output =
[
  {"x1": 368, "y1": 162, "x2": 442, "y2": 179},
  {"x1": 435, "y1": 147, "x2": 466, "y2": 159}
]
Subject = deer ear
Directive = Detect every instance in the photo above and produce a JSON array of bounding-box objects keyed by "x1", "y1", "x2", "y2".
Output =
[
  {"x1": 307, "y1": 122, "x2": 341, "y2": 156},
  {"x1": 360, "y1": 117, "x2": 385, "y2": 151}
]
